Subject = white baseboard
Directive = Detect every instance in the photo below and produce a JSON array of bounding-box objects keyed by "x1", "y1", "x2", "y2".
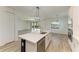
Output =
[
  {"x1": 0, "y1": 40, "x2": 15, "y2": 46},
  {"x1": 0, "y1": 41, "x2": 7, "y2": 46}
]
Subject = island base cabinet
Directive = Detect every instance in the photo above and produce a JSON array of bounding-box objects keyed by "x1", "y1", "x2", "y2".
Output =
[
  {"x1": 37, "y1": 37, "x2": 45, "y2": 52},
  {"x1": 21, "y1": 37, "x2": 45, "y2": 52},
  {"x1": 26, "y1": 41, "x2": 37, "y2": 52},
  {"x1": 45, "y1": 33, "x2": 51, "y2": 49}
]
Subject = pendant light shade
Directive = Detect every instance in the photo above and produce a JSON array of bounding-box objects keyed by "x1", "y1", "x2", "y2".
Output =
[{"x1": 35, "y1": 6, "x2": 40, "y2": 21}]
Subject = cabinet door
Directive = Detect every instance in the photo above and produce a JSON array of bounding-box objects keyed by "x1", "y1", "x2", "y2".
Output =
[
  {"x1": 37, "y1": 37, "x2": 45, "y2": 52},
  {"x1": 45, "y1": 33, "x2": 51, "y2": 49},
  {"x1": 48, "y1": 33, "x2": 51, "y2": 44},
  {"x1": 45, "y1": 35, "x2": 49, "y2": 49}
]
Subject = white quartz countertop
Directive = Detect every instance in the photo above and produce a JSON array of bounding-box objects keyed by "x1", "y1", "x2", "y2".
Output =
[{"x1": 19, "y1": 32, "x2": 49, "y2": 44}]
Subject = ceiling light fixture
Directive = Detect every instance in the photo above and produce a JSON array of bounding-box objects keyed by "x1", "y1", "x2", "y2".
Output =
[{"x1": 35, "y1": 6, "x2": 40, "y2": 21}]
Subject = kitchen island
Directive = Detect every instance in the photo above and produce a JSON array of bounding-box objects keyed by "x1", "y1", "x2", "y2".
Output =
[{"x1": 19, "y1": 32, "x2": 51, "y2": 52}]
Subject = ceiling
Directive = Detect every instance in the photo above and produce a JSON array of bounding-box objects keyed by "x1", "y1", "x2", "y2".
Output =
[{"x1": 10, "y1": 6, "x2": 70, "y2": 19}]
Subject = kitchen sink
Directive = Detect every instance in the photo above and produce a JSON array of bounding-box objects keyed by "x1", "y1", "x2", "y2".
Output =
[{"x1": 40, "y1": 32, "x2": 47, "y2": 34}]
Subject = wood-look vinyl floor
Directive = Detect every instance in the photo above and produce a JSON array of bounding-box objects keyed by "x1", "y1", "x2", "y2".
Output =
[
  {"x1": 46, "y1": 33, "x2": 72, "y2": 52},
  {"x1": 0, "y1": 33, "x2": 71, "y2": 52}
]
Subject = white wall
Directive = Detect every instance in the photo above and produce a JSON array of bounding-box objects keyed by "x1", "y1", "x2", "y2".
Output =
[
  {"x1": 72, "y1": 7, "x2": 79, "y2": 51},
  {"x1": 39, "y1": 16, "x2": 68, "y2": 34},
  {"x1": 0, "y1": 7, "x2": 31, "y2": 46},
  {"x1": 72, "y1": 7, "x2": 79, "y2": 41},
  {"x1": 0, "y1": 12, "x2": 11, "y2": 46},
  {"x1": 15, "y1": 16, "x2": 30, "y2": 31},
  {"x1": 15, "y1": 16, "x2": 31, "y2": 40},
  {"x1": 0, "y1": 10, "x2": 16, "y2": 46},
  {"x1": 68, "y1": 7, "x2": 79, "y2": 52},
  {"x1": 69, "y1": 6, "x2": 79, "y2": 41}
]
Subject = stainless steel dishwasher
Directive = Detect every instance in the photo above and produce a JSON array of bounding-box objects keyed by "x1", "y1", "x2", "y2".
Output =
[{"x1": 37, "y1": 37, "x2": 45, "y2": 52}]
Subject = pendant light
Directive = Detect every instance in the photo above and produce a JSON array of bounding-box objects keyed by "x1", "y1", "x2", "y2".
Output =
[{"x1": 35, "y1": 6, "x2": 40, "y2": 21}]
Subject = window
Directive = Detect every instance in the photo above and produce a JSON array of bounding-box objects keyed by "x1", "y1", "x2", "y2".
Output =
[
  {"x1": 32, "y1": 21, "x2": 39, "y2": 29},
  {"x1": 51, "y1": 20, "x2": 60, "y2": 29}
]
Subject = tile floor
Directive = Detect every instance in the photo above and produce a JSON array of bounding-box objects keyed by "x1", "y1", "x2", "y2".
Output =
[{"x1": 0, "y1": 33, "x2": 71, "y2": 52}]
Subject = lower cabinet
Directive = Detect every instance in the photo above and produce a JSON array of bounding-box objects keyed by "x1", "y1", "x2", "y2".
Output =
[
  {"x1": 37, "y1": 37, "x2": 45, "y2": 52},
  {"x1": 21, "y1": 37, "x2": 45, "y2": 52},
  {"x1": 21, "y1": 33, "x2": 51, "y2": 52},
  {"x1": 45, "y1": 33, "x2": 51, "y2": 49}
]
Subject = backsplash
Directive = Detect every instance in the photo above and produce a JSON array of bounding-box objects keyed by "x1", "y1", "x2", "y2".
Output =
[{"x1": 18, "y1": 29, "x2": 31, "y2": 35}]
